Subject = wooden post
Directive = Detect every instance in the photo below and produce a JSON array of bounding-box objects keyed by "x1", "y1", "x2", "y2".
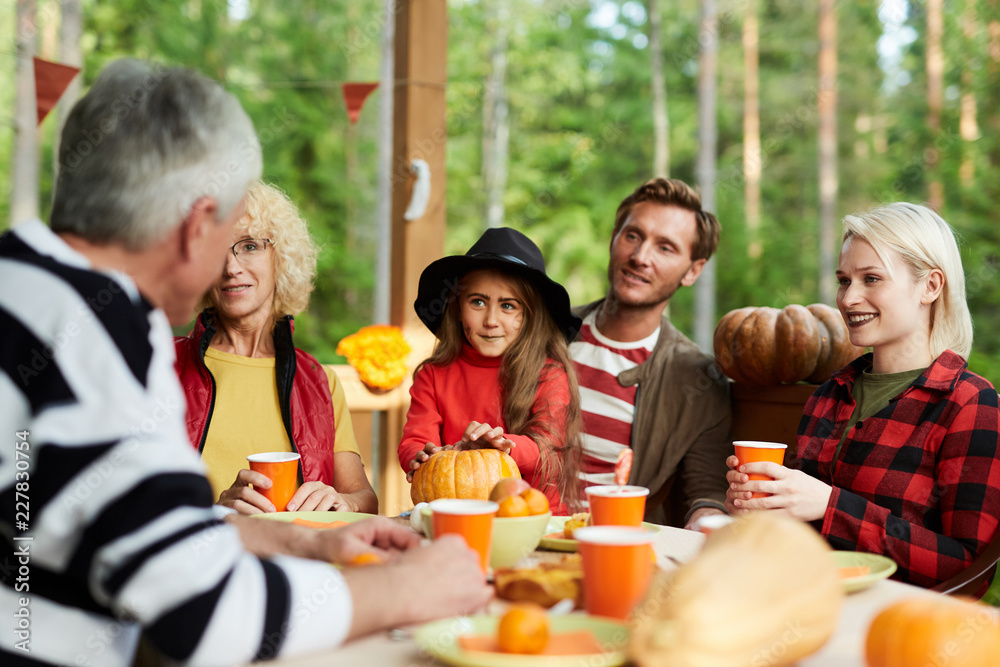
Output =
[{"x1": 380, "y1": 0, "x2": 448, "y2": 516}]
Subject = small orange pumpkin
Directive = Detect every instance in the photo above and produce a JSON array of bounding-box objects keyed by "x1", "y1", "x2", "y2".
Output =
[
  {"x1": 866, "y1": 597, "x2": 1000, "y2": 667},
  {"x1": 410, "y1": 449, "x2": 522, "y2": 504},
  {"x1": 713, "y1": 303, "x2": 865, "y2": 385}
]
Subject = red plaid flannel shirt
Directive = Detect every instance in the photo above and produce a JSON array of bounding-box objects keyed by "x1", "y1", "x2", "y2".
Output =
[{"x1": 796, "y1": 350, "x2": 1000, "y2": 588}]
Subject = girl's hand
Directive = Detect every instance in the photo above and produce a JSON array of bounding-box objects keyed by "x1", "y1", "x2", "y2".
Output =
[
  {"x1": 725, "y1": 455, "x2": 833, "y2": 522},
  {"x1": 455, "y1": 421, "x2": 516, "y2": 454},
  {"x1": 406, "y1": 442, "x2": 445, "y2": 483}
]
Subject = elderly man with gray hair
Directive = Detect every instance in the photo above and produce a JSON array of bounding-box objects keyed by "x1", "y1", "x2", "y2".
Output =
[{"x1": 0, "y1": 60, "x2": 489, "y2": 667}]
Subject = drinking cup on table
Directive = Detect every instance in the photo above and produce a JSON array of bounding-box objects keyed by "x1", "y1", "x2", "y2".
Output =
[
  {"x1": 585, "y1": 485, "x2": 649, "y2": 526},
  {"x1": 429, "y1": 499, "x2": 499, "y2": 573},
  {"x1": 575, "y1": 526, "x2": 656, "y2": 620},
  {"x1": 693, "y1": 513, "x2": 734, "y2": 536},
  {"x1": 247, "y1": 452, "x2": 301, "y2": 512},
  {"x1": 733, "y1": 441, "x2": 788, "y2": 498}
]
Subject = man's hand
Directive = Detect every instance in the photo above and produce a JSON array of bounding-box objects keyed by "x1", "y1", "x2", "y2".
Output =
[
  {"x1": 454, "y1": 421, "x2": 516, "y2": 454},
  {"x1": 725, "y1": 455, "x2": 832, "y2": 522},
  {"x1": 344, "y1": 534, "x2": 493, "y2": 640},
  {"x1": 217, "y1": 468, "x2": 276, "y2": 515},
  {"x1": 315, "y1": 516, "x2": 423, "y2": 565},
  {"x1": 226, "y1": 514, "x2": 421, "y2": 563}
]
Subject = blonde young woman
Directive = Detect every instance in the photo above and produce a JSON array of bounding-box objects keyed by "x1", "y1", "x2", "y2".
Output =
[
  {"x1": 726, "y1": 203, "x2": 1000, "y2": 588},
  {"x1": 175, "y1": 182, "x2": 377, "y2": 515}
]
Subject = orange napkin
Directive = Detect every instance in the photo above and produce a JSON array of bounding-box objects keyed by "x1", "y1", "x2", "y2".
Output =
[
  {"x1": 458, "y1": 630, "x2": 603, "y2": 656},
  {"x1": 291, "y1": 519, "x2": 350, "y2": 530}
]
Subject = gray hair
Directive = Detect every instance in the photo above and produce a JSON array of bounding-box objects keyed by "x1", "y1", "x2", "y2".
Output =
[{"x1": 50, "y1": 59, "x2": 262, "y2": 251}]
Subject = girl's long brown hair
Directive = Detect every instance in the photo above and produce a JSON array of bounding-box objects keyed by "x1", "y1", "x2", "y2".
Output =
[{"x1": 417, "y1": 269, "x2": 582, "y2": 510}]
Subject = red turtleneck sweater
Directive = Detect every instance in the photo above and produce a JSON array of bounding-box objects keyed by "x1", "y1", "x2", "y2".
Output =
[{"x1": 398, "y1": 345, "x2": 571, "y2": 513}]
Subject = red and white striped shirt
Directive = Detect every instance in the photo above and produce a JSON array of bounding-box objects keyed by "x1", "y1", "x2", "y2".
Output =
[{"x1": 569, "y1": 311, "x2": 658, "y2": 489}]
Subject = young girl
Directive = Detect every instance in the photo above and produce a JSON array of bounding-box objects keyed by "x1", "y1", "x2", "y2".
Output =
[
  {"x1": 398, "y1": 227, "x2": 584, "y2": 514},
  {"x1": 726, "y1": 203, "x2": 1000, "y2": 588}
]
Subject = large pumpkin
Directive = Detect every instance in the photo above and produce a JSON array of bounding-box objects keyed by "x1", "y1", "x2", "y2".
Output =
[
  {"x1": 713, "y1": 303, "x2": 864, "y2": 385},
  {"x1": 410, "y1": 449, "x2": 521, "y2": 504},
  {"x1": 630, "y1": 512, "x2": 843, "y2": 667},
  {"x1": 866, "y1": 597, "x2": 1000, "y2": 667}
]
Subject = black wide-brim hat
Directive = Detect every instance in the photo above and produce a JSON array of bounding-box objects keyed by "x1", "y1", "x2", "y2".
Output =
[{"x1": 414, "y1": 227, "x2": 582, "y2": 343}]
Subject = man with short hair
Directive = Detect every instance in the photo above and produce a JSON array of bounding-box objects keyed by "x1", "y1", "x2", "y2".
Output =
[
  {"x1": 571, "y1": 177, "x2": 731, "y2": 527},
  {"x1": 0, "y1": 59, "x2": 489, "y2": 667}
]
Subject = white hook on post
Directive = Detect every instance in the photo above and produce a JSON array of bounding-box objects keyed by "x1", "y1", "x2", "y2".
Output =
[{"x1": 403, "y1": 159, "x2": 431, "y2": 221}]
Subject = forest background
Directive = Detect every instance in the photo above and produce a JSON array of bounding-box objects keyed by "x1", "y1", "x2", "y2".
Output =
[{"x1": 3, "y1": 0, "x2": 999, "y2": 386}]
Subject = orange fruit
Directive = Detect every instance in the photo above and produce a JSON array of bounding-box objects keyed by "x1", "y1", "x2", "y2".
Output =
[
  {"x1": 489, "y1": 478, "x2": 530, "y2": 503},
  {"x1": 497, "y1": 603, "x2": 550, "y2": 654},
  {"x1": 346, "y1": 552, "x2": 383, "y2": 567},
  {"x1": 497, "y1": 494, "x2": 530, "y2": 517},
  {"x1": 520, "y1": 488, "x2": 550, "y2": 516}
]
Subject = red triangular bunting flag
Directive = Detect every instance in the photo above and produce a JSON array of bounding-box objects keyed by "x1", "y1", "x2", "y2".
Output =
[
  {"x1": 34, "y1": 57, "x2": 80, "y2": 125},
  {"x1": 341, "y1": 82, "x2": 379, "y2": 124}
]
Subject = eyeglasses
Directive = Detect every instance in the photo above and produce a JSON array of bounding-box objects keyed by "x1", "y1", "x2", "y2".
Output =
[{"x1": 230, "y1": 238, "x2": 272, "y2": 262}]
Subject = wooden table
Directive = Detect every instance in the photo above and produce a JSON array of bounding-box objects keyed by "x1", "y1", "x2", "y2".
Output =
[{"x1": 271, "y1": 523, "x2": 947, "y2": 667}]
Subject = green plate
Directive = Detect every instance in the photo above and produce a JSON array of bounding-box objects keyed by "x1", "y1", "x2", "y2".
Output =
[
  {"x1": 834, "y1": 551, "x2": 897, "y2": 593},
  {"x1": 539, "y1": 516, "x2": 660, "y2": 552},
  {"x1": 248, "y1": 511, "x2": 373, "y2": 524},
  {"x1": 413, "y1": 613, "x2": 629, "y2": 667}
]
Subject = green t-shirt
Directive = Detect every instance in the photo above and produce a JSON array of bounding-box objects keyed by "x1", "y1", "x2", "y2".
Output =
[{"x1": 832, "y1": 365, "x2": 926, "y2": 473}]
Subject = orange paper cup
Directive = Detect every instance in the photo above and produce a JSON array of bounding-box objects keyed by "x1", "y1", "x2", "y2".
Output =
[
  {"x1": 429, "y1": 499, "x2": 498, "y2": 573},
  {"x1": 733, "y1": 441, "x2": 787, "y2": 498},
  {"x1": 247, "y1": 452, "x2": 301, "y2": 512},
  {"x1": 585, "y1": 485, "x2": 649, "y2": 526},
  {"x1": 575, "y1": 526, "x2": 656, "y2": 620}
]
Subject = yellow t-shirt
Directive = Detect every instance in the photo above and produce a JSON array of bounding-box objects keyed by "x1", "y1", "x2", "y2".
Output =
[{"x1": 201, "y1": 347, "x2": 361, "y2": 500}]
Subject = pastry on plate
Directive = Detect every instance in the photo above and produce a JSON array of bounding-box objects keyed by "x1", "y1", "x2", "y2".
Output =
[
  {"x1": 563, "y1": 512, "x2": 590, "y2": 539},
  {"x1": 494, "y1": 554, "x2": 584, "y2": 609}
]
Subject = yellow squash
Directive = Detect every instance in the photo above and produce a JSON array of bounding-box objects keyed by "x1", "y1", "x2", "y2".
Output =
[{"x1": 630, "y1": 512, "x2": 843, "y2": 667}]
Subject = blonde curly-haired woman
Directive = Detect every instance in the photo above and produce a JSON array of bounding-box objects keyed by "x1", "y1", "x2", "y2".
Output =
[{"x1": 175, "y1": 181, "x2": 378, "y2": 515}]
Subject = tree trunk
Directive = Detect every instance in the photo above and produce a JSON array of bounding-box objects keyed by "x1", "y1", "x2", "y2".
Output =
[
  {"x1": 959, "y1": 0, "x2": 979, "y2": 186},
  {"x1": 345, "y1": 1, "x2": 361, "y2": 266},
  {"x1": 990, "y1": 1, "x2": 1000, "y2": 171},
  {"x1": 482, "y1": 1, "x2": 509, "y2": 229},
  {"x1": 12, "y1": 0, "x2": 39, "y2": 227},
  {"x1": 743, "y1": 0, "x2": 761, "y2": 260},
  {"x1": 926, "y1": 0, "x2": 944, "y2": 210},
  {"x1": 817, "y1": 0, "x2": 838, "y2": 306},
  {"x1": 41, "y1": 2, "x2": 57, "y2": 59},
  {"x1": 56, "y1": 0, "x2": 83, "y2": 175},
  {"x1": 694, "y1": 0, "x2": 717, "y2": 352},
  {"x1": 374, "y1": 0, "x2": 396, "y2": 325},
  {"x1": 648, "y1": 0, "x2": 669, "y2": 177}
]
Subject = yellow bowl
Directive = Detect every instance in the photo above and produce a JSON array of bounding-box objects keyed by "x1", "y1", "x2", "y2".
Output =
[{"x1": 421, "y1": 506, "x2": 552, "y2": 569}]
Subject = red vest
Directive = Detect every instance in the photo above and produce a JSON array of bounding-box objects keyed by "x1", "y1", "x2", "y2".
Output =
[{"x1": 174, "y1": 311, "x2": 336, "y2": 486}]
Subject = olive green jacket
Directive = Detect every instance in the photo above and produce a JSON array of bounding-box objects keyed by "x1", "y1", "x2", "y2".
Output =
[{"x1": 574, "y1": 301, "x2": 732, "y2": 525}]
